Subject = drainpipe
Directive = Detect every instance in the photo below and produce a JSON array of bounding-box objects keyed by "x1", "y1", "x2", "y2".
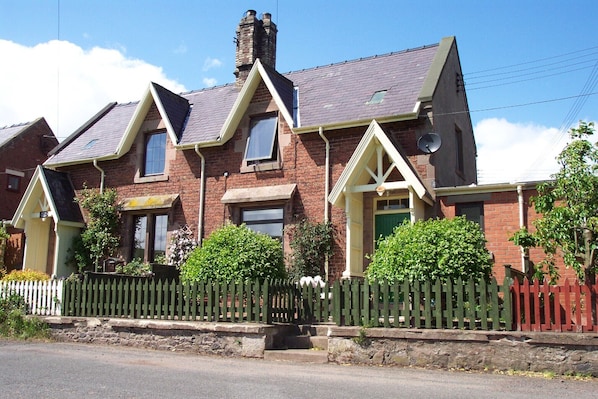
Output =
[
  {"x1": 93, "y1": 159, "x2": 105, "y2": 193},
  {"x1": 319, "y1": 127, "x2": 330, "y2": 282},
  {"x1": 517, "y1": 184, "x2": 526, "y2": 273},
  {"x1": 194, "y1": 144, "x2": 206, "y2": 247}
]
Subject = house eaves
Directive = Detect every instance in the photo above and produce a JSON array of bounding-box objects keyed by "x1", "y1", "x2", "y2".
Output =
[
  {"x1": 11, "y1": 166, "x2": 84, "y2": 229},
  {"x1": 187, "y1": 59, "x2": 295, "y2": 149},
  {"x1": 292, "y1": 108, "x2": 420, "y2": 135},
  {"x1": 328, "y1": 120, "x2": 433, "y2": 209}
]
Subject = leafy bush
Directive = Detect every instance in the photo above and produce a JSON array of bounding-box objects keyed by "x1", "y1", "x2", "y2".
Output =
[
  {"x1": 180, "y1": 223, "x2": 286, "y2": 283},
  {"x1": 167, "y1": 225, "x2": 198, "y2": 268},
  {"x1": 366, "y1": 217, "x2": 492, "y2": 283},
  {"x1": 115, "y1": 258, "x2": 153, "y2": 277},
  {"x1": 0, "y1": 293, "x2": 49, "y2": 339},
  {"x1": 287, "y1": 219, "x2": 333, "y2": 281},
  {"x1": 2, "y1": 269, "x2": 51, "y2": 282}
]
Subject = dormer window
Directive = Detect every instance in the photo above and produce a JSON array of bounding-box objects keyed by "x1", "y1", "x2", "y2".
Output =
[
  {"x1": 244, "y1": 114, "x2": 278, "y2": 163},
  {"x1": 144, "y1": 131, "x2": 166, "y2": 176}
]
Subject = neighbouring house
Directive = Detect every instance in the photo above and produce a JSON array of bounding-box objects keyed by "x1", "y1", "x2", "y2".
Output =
[
  {"x1": 0, "y1": 117, "x2": 58, "y2": 271},
  {"x1": 11, "y1": 10, "x2": 554, "y2": 281},
  {"x1": 437, "y1": 182, "x2": 572, "y2": 283}
]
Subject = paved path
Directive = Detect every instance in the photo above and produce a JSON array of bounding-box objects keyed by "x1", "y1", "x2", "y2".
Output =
[{"x1": 1, "y1": 340, "x2": 597, "y2": 398}]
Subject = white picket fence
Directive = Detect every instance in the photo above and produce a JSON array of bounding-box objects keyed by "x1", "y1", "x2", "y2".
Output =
[{"x1": 0, "y1": 280, "x2": 63, "y2": 316}]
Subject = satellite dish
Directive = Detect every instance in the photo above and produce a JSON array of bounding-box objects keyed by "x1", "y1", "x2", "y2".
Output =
[{"x1": 417, "y1": 133, "x2": 442, "y2": 154}]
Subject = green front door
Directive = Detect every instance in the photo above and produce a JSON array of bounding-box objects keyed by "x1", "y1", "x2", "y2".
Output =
[{"x1": 374, "y1": 213, "x2": 410, "y2": 244}]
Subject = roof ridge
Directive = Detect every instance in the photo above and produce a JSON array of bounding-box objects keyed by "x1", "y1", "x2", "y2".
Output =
[
  {"x1": 283, "y1": 42, "x2": 440, "y2": 76},
  {"x1": 180, "y1": 82, "x2": 236, "y2": 96}
]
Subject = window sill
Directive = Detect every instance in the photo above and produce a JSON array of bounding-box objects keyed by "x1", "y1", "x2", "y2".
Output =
[
  {"x1": 134, "y1": 174, "x2": 169, "y2": 184},
  {"x1": 241, "y1": 160, "x2": 281, "y2": 173}
]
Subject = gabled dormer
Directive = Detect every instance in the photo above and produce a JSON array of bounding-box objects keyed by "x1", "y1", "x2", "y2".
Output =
[{"x1": 215, "y1": 59, "x2": 295, "y2": 173}]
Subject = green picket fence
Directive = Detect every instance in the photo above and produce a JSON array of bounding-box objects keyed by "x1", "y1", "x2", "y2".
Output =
[
  {"x1": 62, "y1": 277, "x2": 279, "y2": 323},
  {"x1": 331, "y1": 277, "x2": 512, "y2": 330},
  {"x1": 62, "y1": 276, "x2": 512, "y2": 330},
  {"x1": 292, "y1": 277, "x2": 512, "y2": 330}
]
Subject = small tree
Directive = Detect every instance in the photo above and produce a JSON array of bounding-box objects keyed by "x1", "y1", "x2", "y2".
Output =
[
  {"x1": 180, "y1": 223, "x2": 286, "y2": 283},
  {"x1": 71, "y1": 186, "x2": 120, "y2": 272},
  {"x1": 366, "y1": 217, "x2": 492, "y2": 283},
  {"x1": 287, "y1": 219, "x2": 333, "y2": 280},
  {"x1": 512, "y1": 121, "x2": 598, "y2": 282}
]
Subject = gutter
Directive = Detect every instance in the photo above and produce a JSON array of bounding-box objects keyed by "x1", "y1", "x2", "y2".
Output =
[
  {"x1": 194, "y1": 144, "x2": 206, "y2": 246},
  {"x1": 319, "y1": 127, "x2": 330, "y2": 282},
  {"x1": 93, "y1": 159, "x2": 105, "y2": 193}
]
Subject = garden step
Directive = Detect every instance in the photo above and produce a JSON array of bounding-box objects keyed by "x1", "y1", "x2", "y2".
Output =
[
  {"x1": 284, "y1": 334, "x2": 328, "y2": 350},
  {"x1": 263, "y1": 348, "x2": 328, "y2": 364}
]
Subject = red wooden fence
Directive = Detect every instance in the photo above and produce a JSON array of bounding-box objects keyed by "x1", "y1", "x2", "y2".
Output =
[{"x1": 511, "y1": 278, "x2": 598, "y2": 332}]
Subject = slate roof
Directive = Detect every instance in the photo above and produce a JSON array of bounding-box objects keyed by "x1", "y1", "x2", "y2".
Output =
[
  {"x1": 0, "y1": 121, "x2": 33, "y2": 149},
  {"x1": 41, "y1": 167, "x2": 84, "y2": 223},
  {"x1": 45, "y1": 41, "x2": 442, "y2": 166}
]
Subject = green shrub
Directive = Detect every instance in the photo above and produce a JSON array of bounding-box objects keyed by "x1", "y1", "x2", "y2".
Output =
[
  {"x1": 0, "y1": 293, "x2": 49, "y2": 339},
  {"x1": 366, "y1": 216, "x2": 492, "y2": 283},
  {"x1": 1, "y1": 269, "x2": 51, "y2": 281},
  {"x1": 287, "y1": 219, "x2": 334, "y2": 280},
  {"x1": 115, "y1": 258, "x2": 153, "y2": 277},
  {"x1": 180, "y1": 223, "x2": 286, "y2": 283}
]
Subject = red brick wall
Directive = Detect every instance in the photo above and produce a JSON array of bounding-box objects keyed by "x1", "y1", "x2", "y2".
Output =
[
  {"x1": 0, "y1": 119, "x2": 57, "y2": 220},
  {"x1": 438, "y1": 188, "x2": 573, "y2": 283}
]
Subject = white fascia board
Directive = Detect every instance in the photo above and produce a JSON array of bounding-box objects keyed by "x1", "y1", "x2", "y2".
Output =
[
  {"x1": 115, "y1": 84, "x2": 154, "y2": 156},
  {"x1": 149, "y1": 84, "x2": 180, "y2": 146},
  {"x1": 11, "y1": 166, "x2": 43, "y2": 227}
]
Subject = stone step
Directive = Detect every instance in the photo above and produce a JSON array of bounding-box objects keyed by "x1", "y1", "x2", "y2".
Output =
[
  {"x1": 284, "y1": 334, "x2": 328, "y2": 350},
  {"x1": 263, "y1": 348, "x2": 328, "y2": 364}
]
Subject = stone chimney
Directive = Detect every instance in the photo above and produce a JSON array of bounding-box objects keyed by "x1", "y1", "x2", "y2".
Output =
[{"x1": 234, "y1": 10, "x2": 277, "y2": 88}]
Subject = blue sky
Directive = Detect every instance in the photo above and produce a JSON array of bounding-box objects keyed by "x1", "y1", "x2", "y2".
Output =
[{"x1": 1, "y1": 0, "x2": 597, "y2": 184}]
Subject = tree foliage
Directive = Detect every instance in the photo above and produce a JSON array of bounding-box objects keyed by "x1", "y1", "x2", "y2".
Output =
[
  {"x1": 516, "y1": 121, "x2": 598, "y2": 281},
  {"x1": 180, "y1": 223, "x2": 286, "y2": 283},
  {"x1": 71, "y1": 186, "x2": 121, "y2": 272},
  {"x1": 366, "y1": 217, "x2": 492, "y2": 284},
  {"x1": 287, "y1": 219, "x2": 334, "y2": 280}
]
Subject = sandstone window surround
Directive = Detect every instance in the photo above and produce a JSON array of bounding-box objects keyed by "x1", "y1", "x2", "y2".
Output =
[
  {"x1": 241, "y1": 113, "x2": 280, "y2": 173},
  {"x1": 134, "y1": 128, "x2": 170, "y2": 184}
]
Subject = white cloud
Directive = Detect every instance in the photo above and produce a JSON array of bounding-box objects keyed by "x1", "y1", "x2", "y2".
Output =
[
  {"x1": 202, "y1": 77, "x2": 218, "y2": 87},
  {"x1": 0, "y1": 39, "x2": 186, "y2": 140},
  {"x1": 474, "y1": 118, "x2": 567, "y2": 184},
  {"x1": 202, "y1": 57, "x2": 222, "y2": 71}
]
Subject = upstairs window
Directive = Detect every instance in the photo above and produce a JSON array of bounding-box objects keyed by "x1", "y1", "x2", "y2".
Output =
[
  {"x1": 6, "y1": 174, "x2": 21, "y2": 192},
  {"x1": 455, "y1": 126, "x2": 464, "y2": 175},
  {"x1": 245, "y1": 115, "x2": 278, "y2": 163},
  {"x1": 144, "y1": 131, "x2": 166, "y2": 176}
]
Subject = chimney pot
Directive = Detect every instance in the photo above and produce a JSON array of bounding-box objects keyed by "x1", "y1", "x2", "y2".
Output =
[{"x1": 234, "y1": 10, "x2": 277, "y2": 88}]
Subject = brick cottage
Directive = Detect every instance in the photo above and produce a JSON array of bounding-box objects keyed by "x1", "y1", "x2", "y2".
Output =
[{"x1": 11, "y1": 10, "x2": 561, "y2": 281}]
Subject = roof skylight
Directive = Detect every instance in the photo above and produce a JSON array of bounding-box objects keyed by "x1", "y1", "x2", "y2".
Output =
[
  {"x1": 83, "y1": 139, "x2": 99, "y2": 150},
  {"x1": 367, "y1": 90, "x2": 387, "y2": 105}
]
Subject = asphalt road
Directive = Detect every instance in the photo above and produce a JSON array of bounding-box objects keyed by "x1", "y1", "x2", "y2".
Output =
[{"x1": 1, "y1": 340, "x2": 596, "y2": 399}]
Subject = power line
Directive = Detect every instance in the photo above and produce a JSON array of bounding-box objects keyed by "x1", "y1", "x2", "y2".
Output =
[{"x1": 464, "y1": 45, "x2": 598, "y2": 76}]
